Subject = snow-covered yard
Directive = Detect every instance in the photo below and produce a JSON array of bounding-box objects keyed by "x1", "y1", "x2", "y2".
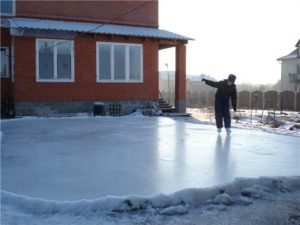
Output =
[
  {"x1": 1, "y1": 114, "x2": 300, "y2": 225},
  {"x1": 187, "y1": 108, "x2": 300, "y2": 137}
]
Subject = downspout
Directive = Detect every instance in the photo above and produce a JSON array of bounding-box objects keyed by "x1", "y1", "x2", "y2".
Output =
[
  {"x1": 11, "y1": 36, "x2": 14, "y2": 83},
  {"x1": 10, "y1": 36, "x2": 16, "y2": 117}
]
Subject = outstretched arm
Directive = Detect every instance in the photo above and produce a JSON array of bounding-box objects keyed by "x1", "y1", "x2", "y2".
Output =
[{"x1": 202, "y1": 79, "x2": 220, "y2": 88}]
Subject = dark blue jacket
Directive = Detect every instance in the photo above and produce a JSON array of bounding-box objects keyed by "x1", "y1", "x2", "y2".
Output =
[{"x1": 204, "y1": 79, "x2": 237, "y2": 111}]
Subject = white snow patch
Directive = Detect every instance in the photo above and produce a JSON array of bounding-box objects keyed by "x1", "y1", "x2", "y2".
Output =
[
  {"x1": 2, "y1": 176, "x2": 300, "y2": 216},
  {"x1": 2, "y1": 176, "x2": 300, "y2": 225},
  {"x1": 127, "y1": 110, "x2": 145, "y2": 117},
  {"x1": 159, "y1": 205, "x2": 189, "y2": 216},
  {"x1": 211, "y1": 193, "x2": 234, "y2": 205},
  {"x1": 187, "y1": 108, "x2": 300, "y2": 137}
]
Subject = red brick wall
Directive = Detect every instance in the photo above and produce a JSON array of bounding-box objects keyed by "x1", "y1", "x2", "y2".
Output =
[
  {"x1": 16, "y1": 0, "x2": 158, "y2": 28},
  {"x1": 175, "y1": 45, "x2": 186, "y2": 100},
  {"x1": 13, "y1": 35, "x2": 159, "y2": 103},
  {"x1": 1, "y1": 28, "x2": 13, "y2": 102}
]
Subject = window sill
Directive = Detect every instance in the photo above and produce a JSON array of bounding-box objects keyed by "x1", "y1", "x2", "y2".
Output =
[
  {"x1": 97, "y1": 80, "x2": 143, "y2": 83},
  {"x1": 0, "y1": 13, "x2": 15, "y2": 17},
  {"x1": 36, "y1": 79, "x2": 75, "y2": 83}
]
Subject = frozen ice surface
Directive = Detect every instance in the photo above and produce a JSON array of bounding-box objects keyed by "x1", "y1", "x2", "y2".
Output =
[{"x1": 1, "y1": 116, "x2": 300, "y2": 201}]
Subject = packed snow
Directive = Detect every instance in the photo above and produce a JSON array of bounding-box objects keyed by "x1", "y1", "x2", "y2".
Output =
[
  {"x1": 1, "y1": 113, "x2": 300, "y2": 224},
  {"x1": 2, "y1": 177, "x2": 300, "y2": 225}
]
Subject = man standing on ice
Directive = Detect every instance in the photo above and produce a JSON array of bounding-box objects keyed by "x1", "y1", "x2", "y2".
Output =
[{"x1": 202, "y1": 74, "x2": 237, "y2": 134}]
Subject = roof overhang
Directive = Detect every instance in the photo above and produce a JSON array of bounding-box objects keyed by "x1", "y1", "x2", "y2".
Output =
[
  {"x1": 2, "y1": 18, "x2": 193, "y2": 47},
  {"x1": 277, "y1": 49, "x2": 298, "y2": 61}
]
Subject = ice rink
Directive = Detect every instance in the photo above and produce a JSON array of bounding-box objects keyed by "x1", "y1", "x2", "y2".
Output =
[{"x1": 1, "y1": 116, "x2": 299, "y2": 200}]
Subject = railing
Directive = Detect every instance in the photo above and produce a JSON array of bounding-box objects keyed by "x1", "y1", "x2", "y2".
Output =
[{"x1": 289, "y1": 73, "x2": 300, "y2": 82}]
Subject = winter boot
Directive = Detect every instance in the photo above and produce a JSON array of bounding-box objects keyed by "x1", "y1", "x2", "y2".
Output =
[{"x1": 226, "y1": 128, "x2": 231, "y2": 134}]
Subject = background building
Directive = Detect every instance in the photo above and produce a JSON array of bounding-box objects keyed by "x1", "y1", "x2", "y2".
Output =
[{"x1": 278, "y1": 39, "x2": 300, "y2": 92}]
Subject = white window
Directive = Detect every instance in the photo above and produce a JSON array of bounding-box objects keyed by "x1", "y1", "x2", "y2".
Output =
[
  {"x1": 96, "y1": 42, "x2": 143, "y2": 82},
  {"x1": 36, "y1": 39, "x2": 74, "y2": 82},
  {"x1": 0, "y1": 0, "x2": 15, "y2": 15},
  {"x1": 1, "y1": 47, "x2": 9, "y2": 78}
]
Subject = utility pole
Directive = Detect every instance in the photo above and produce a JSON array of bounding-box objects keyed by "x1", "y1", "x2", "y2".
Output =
[{"x1": 165, "y1": 63, "x2": 170, "y2": 103}]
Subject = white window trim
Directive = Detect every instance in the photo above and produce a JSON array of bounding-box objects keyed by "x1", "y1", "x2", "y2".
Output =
[
  {"x1": 1, "y1": 47, "x2": 9, "y2": 78},
  {"x1": 0, "y1": 0, "x2": 16, "y2": 16},
  {"x1": 96, "y1": 42, "x2": 143, "y2": 83},
  {"x1": 36, "y1": 39, "x2": 75, "y2": 83}
]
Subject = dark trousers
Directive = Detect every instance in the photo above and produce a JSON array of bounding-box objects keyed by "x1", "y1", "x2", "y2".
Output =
[{"x1": 215, "y1": 96, "x2": 231, "y2": 129}]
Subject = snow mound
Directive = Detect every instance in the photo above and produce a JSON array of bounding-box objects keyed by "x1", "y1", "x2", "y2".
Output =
[
  {"x1": 2, "y1": 176, "x2": 300, "y2": 216},
  {"x1": 211, "y1": 193, "x2": 235, "y2": 205},
  {"x1": 159, "y1": 205, "x2": 189, "y2": 216}
]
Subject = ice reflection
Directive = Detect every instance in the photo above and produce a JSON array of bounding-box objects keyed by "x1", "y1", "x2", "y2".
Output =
[
  {"x1": 157, "y1": 119, "x2": 188, "y2": 194},
  {"x1": 214, "y1": 135, "x2": 235, "y2": 183}
]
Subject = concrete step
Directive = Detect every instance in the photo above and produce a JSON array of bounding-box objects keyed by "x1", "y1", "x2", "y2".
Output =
[
  {"x1": 157, "y1": 98, "x2": 175, "y2": 113},
  {"x1": 159, "y1": 107, "x2": 176, "y2": 113},
  {"x1": 159, "y1": 103, "x2": 172, "y2": 108}
]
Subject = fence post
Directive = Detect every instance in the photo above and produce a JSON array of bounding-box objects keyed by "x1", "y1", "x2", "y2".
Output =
[
  {"x1": 297, "y1": 92, "x2": 300, "y2": 111},
  {"x1": 249, "y1": 92, "x2": 252, "y2": 109},
  {"x1": 294, "y1": 91, "x2": 297, "y2": 111},
  {"x1": 277, "y1": 93, "x2": 281, "y2": 112},
  {"x1": 262, "y1": 92, "x2": 265, "y2": 110}
]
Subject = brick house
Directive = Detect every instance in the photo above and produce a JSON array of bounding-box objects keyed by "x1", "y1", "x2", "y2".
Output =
[{"x1": 0, "y1": 0, "x2": 191, "y2": 117}]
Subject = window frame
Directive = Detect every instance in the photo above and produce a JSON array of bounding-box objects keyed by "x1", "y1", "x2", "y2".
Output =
[
  {"x1": 96, "y1": 42, "x2": 143, "y2": 83},
  {"x1": 36, "y1": 39, "x2": 75, "y2": 83},
  {"x1": 1, "y1": 47, "x2": 9, "y2": 79},
  {"x1": 0, "y1": 0, "x2": 16, "y2": 16}
]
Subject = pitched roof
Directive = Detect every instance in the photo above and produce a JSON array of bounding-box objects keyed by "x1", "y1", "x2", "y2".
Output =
[
  {"x1": 277, "y1": 39, "x2": 300, "y2": 61},
  {"x1": 3, "y1": 17, "x2": 193, "y2": 41},
  {"x1": 277, "y1": 49, "x2": 298, "y2": 61}
]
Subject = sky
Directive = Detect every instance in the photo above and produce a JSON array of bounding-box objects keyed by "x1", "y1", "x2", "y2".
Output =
[{"x1": 158, "y1": 0, "x2": 300, "y2": 84}]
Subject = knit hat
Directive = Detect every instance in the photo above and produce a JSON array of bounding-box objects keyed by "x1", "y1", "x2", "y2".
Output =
[{"x1": 228, "y1": 74, "x2": 236, "y2": 83}]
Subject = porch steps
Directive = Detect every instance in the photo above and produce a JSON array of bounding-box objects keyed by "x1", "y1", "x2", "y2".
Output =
[
  {"x1": 157, "y1": 99, "x2": 192, "y2": 117},
  {"x1": 158, "y1": 98, "x2": 175, "y2": 113}
]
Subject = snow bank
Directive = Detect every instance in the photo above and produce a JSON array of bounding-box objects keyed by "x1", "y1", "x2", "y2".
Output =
[
  {"x1": 2, "y1": 176, "x2": 300, "y2": 216},
  {"x1": 187, "y1": 108, "x2": 300, "y2": 137}
]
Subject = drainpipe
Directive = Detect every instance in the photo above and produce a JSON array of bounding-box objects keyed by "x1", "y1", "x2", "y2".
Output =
[{"x1": 11, "y1": 36, "x2": 15, "y2": 82}]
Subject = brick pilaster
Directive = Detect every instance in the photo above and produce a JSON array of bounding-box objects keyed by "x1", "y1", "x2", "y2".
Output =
[{"x1": 175, "y1": 44, "x2": 186, "y2": 113}]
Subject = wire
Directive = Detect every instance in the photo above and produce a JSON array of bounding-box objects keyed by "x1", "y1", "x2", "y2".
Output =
[
  {"x1": 88, "y1": 1, "x2": 150, "y2": 33},
  {"x1": 17, "y1": 1, "x2": 151, "y2": 53}
]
